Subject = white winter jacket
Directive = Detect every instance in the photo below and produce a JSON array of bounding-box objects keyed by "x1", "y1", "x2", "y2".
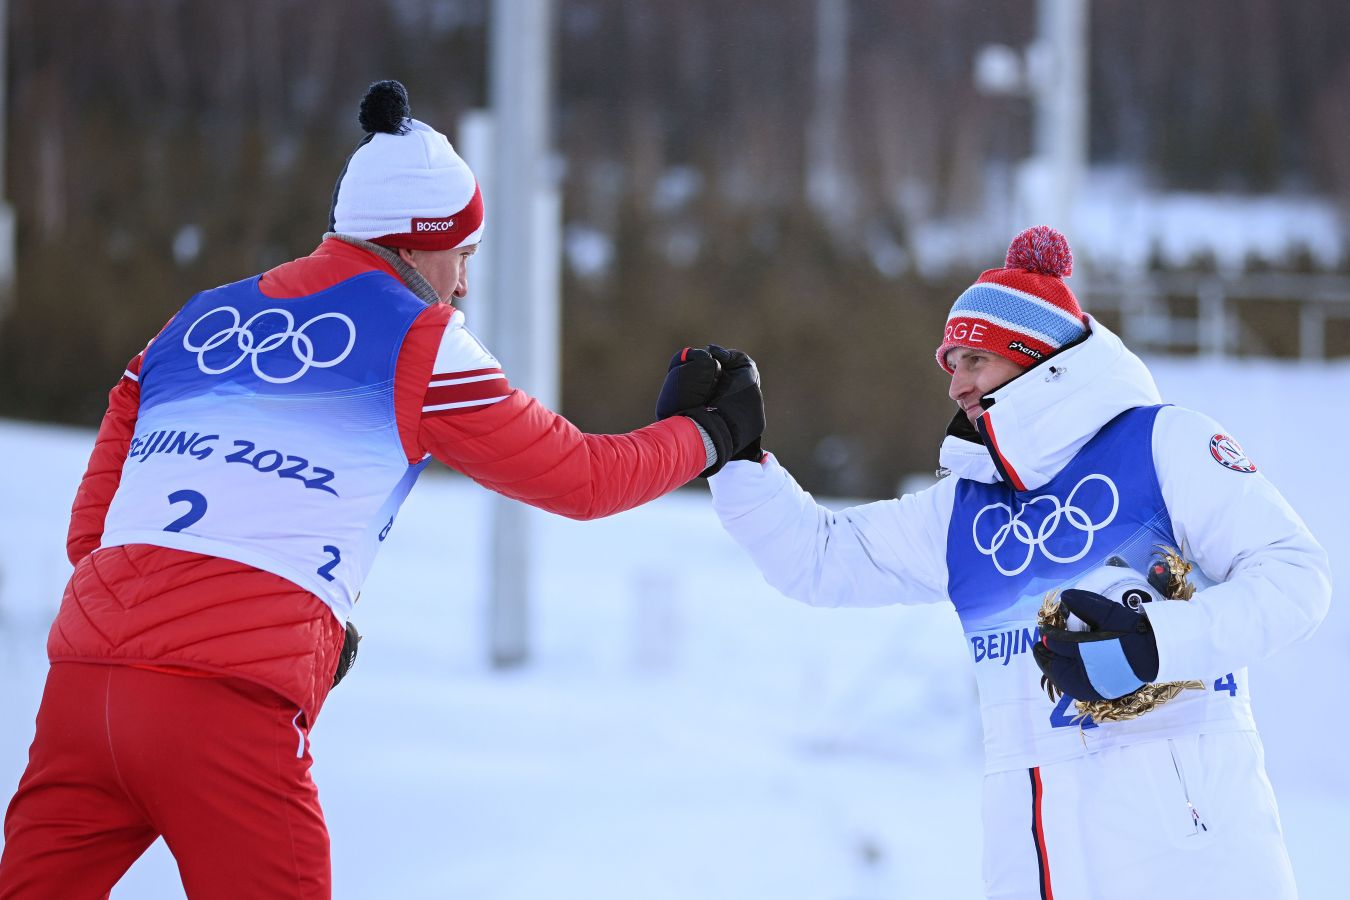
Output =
[{"x1": 710, "y1": 318, "x2": 1330, "y2": 771}]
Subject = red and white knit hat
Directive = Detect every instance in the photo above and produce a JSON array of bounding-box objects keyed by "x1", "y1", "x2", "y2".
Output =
[
  {"x1": 329, "y1": 80, "x2": 484, "y2": 251},
  {"x1": 935, "y1": 226, "x2": 1087, "y2": 374}
]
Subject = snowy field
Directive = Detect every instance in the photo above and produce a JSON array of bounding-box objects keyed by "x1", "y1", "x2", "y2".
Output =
[{"x1": 1, "y1": 356, "x2": 1347, "y2": 899}]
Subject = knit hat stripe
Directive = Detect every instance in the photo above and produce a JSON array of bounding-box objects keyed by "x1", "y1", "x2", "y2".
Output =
[
  {"x1": 948, "y1": 284, "x2": 1087, "y2": 348},
  {"x1": 976, "y1": 281, "x2": 1084, "y2": 329},
  {"x1": 369, "y1": 182, "x2": 484, "y2": 251}
]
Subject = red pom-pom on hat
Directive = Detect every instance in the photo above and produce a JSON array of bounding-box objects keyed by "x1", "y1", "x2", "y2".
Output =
[{"x1": 1005, "y1": 225, "x2": 1073, "y2": 277}]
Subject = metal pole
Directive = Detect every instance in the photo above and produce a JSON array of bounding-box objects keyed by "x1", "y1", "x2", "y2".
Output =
[
  {"x1": 484, "y1": 0, "x2": 556, "y2": 669},
  {"x1": 1198, "y1": 279, "x2": 1227, "y2": 359},
  {"x1": 458, "y1": 111, "x2": 496, "y2": 343},
  {"x1": 1028, "y1": 0, "x2": 1088, "y2": 232},
  {"x1": 0, "y1": 0, "x2": 7, "y2": 187},
  {"x1": 1299, "y1": 305, "x2": 1325, "y2": 362},
  {"x1": 807, "y1": 0, "x2": 849, "y2": 229},
  {"x1": 0, "y1": 0, "x2": 15, "y2": 316}
]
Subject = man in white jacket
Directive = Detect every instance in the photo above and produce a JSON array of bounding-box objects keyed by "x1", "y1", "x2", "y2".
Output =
[{"x1": 701, "y1": 226, "x2": 1330, "y2": 899}]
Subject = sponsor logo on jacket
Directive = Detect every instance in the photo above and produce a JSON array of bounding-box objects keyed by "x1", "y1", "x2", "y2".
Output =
[{"x1": 1209, "y1": 433, "x2": 1257, "y2": 473}]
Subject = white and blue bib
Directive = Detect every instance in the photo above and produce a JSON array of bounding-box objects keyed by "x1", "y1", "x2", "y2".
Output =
[
  {"x1": 946, "y1": 406, "x2": 1254, "y2": 772},
  {"x1": 101, "y1": 272, "x2": 429, "y2": 622}
]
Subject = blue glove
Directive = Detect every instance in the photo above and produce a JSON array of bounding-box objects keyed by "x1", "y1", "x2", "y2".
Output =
[{"x1": 1033, "y1": 589, "x2": 1160, "y2": 701}]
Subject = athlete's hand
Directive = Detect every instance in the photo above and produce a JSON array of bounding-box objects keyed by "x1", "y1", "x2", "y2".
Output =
[
  {"x1": 707, "y1": 345, "x2": 766, "y2": 464},
  {"x1": 1033, "y1": 590, "x2": 1160, "y2": 701},
  {"x1": 656, "y1": 347, "x2": 722, "y2": 420},
  {"x1": 657, "y1": 345, "x2": 765, "y2": 476}
]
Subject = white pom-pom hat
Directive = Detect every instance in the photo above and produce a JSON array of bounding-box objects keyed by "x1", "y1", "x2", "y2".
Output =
[{"x1": 329, "y1": 80, "x2": 484, "y2": 251}]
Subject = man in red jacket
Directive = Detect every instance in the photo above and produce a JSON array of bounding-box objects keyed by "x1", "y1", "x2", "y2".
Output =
[{"x1": 0, "y1": 81, "x2": 762, "y2": 900}]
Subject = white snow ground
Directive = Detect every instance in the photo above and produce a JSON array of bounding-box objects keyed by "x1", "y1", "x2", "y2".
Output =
[{"x1": 1, "y1": 356, "x2": 1347, "y2": 899}]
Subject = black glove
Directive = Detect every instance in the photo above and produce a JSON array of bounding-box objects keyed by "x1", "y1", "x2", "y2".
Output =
[
  {"x1": 331, "y1": 620, "x2": 362, "y2": 688},
  {"x1": 1032, "y1": 589, "x2": 1160, "y2": 702},
  {"x1": 707, "y1": 345, "x2": 766, "y2": 464},
  {"x1": 656, "y1": 344, "x2": 765, "y2": 476},
  {"x1": 656, "y1": 347, "x2": 722, "y2": 420}
]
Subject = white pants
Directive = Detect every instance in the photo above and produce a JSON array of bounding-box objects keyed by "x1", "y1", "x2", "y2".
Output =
[{"x1": 981, "y1": 731, "x2": 1296, "y2": 900}]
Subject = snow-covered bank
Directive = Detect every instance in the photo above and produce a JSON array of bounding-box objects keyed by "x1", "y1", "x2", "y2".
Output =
[{"x1": 1, "y1": 355, "x2": 1346, "y2": 898}]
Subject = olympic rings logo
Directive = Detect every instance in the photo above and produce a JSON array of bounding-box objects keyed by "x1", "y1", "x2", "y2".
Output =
[
  {"x1": 182, "y1": 306, "x2": 357, "y2": 384},
  {"x1": 971, "y1": 474, "x2": 1120, "y2": 577}
]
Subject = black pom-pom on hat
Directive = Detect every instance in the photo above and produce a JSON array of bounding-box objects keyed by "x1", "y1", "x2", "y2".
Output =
[{"x1": 359, "y1": 80, "x2": 412, "y2": 135}]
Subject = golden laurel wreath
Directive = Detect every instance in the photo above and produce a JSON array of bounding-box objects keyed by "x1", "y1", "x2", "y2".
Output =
[{"x1": 1037, "y1": 546, "x2": 1206, "y2": 724}]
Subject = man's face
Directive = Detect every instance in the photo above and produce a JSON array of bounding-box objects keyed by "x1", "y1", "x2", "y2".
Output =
[
  {"x1": 401, "y1": 244, "x2": 478, "y2": 303},
  {"x1": 946, "y1": 347, "x2": 1025, "y2": 424}
]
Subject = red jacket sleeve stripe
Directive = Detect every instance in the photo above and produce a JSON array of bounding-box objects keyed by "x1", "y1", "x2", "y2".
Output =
[
  {"x1": 429, "y1": 367, "x2": 501, "y2": 382},
  {"x1": 423, "y1": 371, "x2": 511, "y2": 414},
  {"x1": 423, "y1": 396, "x2": 511, "y2": 414}
]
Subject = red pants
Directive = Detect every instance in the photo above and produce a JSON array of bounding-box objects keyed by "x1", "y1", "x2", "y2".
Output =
[{"x1": 0, "y1": 663, "x2": 330, "y2": 899}]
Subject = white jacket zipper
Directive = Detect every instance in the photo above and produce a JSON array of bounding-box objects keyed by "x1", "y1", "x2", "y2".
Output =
[{"x1": 1168, "y1": 740, "x2": 1208, "y2": 834}]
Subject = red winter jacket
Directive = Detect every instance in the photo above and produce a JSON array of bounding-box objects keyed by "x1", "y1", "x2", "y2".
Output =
[{"x1": 49, "y1": 239, "x2": 706, "y2": 722}]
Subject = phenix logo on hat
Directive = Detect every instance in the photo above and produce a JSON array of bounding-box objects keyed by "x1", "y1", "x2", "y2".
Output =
[
  {"x1": 329, "y1": 80, "x2": 484, "y2": 251},
  {"x1": 935, "y1": 225, "x2": 1087, "y2": 374}
]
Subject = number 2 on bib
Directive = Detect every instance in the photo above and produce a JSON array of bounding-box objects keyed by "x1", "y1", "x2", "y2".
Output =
[
  {"x1": 317, "y1": 545, "x2": 342, "y2": 581},
  {"x1": 164, "y1": 490, "x2": 208, "y2": 532}
]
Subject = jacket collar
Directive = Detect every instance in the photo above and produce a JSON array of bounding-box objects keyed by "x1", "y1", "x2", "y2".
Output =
[
  {"x1": 937, "y1": 316, "x2": 1162, "y2": 491},
  {"x1": 324, "y1": 232, "x2": 443, "y2": 306}
]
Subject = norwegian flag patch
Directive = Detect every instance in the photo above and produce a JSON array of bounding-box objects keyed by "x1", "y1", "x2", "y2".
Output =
[{"x1": 1209, "y1": 433, "x2": 1257, "y2": 473}]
